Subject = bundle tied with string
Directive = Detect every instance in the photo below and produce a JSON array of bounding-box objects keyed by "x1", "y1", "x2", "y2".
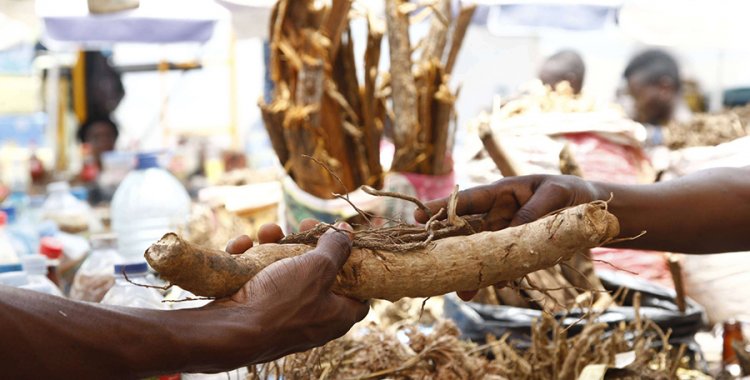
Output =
[{"x1": 145, "y1": 185, "x2": 620, "y2": 302}]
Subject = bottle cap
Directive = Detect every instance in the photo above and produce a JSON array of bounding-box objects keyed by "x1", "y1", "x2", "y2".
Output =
[
  {"x1": 114, "y1": 262, "x2": 149, "y2": 276},
  {"x1": 0, "y1": 263, "x2": 23, "y2": 274},
  {"x1": 46, "y1": 181, "x2": 70, "y2": 193},
  {"x1": 0, "y1": 207, "x2": 14, "y2": 224},
  {"x1": 70, "y1": 186, "x2": 89, "y2": 202},
  {"x1": 0, "y1": 210, "x2": 7, "y2": 226},
  {"x1": 21, "y1": 255, "x2": 48, "y2": 275},
  {"x1": 40, "y1": 237, "x2": 64, "y2": 259},
  {"x1": 135, "y1": 153, "x2": 160, "y2": 170}
]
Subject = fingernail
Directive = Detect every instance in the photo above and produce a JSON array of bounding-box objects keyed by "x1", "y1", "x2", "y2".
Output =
[{"x1": 334, "y1": 222, "x2": 353, "y2": 231}]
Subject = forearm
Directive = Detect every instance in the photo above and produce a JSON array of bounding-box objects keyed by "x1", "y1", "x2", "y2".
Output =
[
  {"x1": 591, "y1": 167, "x2": 750, "y2": 253},
  {"x1": 0, "y1": 287, "x2": 264, "y2": 379}
]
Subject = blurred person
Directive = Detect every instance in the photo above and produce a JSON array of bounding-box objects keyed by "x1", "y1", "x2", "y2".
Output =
[
  {"x1": 622, "y1": 49, "x2": 692, "y2": 145},
  {"x1": 539, "y1": 49, "x2": 586, "y2": 94},
  {"x1": 76, "y1": 116, "x2": 119, "y2": 169},
  {"x1": 1, "y1": 222, "x2": 369, "y2": 378}
]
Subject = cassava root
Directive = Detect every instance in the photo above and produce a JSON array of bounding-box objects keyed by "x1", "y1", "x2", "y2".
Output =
[{"x1": 145, "y1": 202, "x2": 619, "y2": 301}]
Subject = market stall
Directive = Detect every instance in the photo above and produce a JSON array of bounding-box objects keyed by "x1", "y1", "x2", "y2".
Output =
[{"x1": 1, "y1": 0, "x2": 750, "y2": 378}]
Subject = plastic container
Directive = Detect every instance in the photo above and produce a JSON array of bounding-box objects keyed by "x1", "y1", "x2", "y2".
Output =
[
  {"x1": 39, "y1": 236, "x2": 63, "y2": 287},
  {"x1": 100, "y1": 262, "x2": 166, "y2": 309},
  {"x1": 70, "y1": 234, "x2": 121, "y2": 302},
  {"x1": 110, "y1": 153, "x2": 191, "y2": 264},
  {"x1": 20, "y1": 255, "x2": 63, "y2": 296},
  {"x1": 42, "y1": 181, "x2": 91, "y2": 234},
  {"x1": 0, "y1": 211, "x2": 19, "y2": 264}
]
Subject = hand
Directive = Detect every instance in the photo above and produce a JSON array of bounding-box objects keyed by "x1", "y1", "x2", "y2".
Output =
[
  {"x1": 414, "y1": 174, "x2": 600, "y2": 301},
  {"x1": 210, "y1": 221, "x2": 369, "y2": 366}
]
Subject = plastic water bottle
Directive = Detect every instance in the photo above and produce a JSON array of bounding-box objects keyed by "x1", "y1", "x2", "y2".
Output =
[
  {"x1": 42, "y1": 181, "x2": 92, "y2": 234},
  {"x1": 0, "y1": 211, "x2": 19, "y2": 265},
  {"x1": 100, "y1": 262, "x2": 166, "y2": 309},
  {"x1": 20, "y1": 255, "x2": 64, "y2": 297},
  {"x1": 70, "y1": 234, "x2": 122, "y2": 302},
  {"x1": 0, "y1": 264, "x2": 28, "y2": 287},
  {"x1": 110, "y1": 153, "x2": 191, "y2": 264}
]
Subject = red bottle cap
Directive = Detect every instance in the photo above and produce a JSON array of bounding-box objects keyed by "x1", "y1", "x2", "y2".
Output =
[
  {"x1": 40, "y1": 237, "x2": 64, "y2": 259},
  {"x1": 0, "y1": 211, "x2": 6, "y2": 225}
]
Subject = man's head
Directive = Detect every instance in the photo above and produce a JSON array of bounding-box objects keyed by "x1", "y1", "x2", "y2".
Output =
[
  {"x1": 623, "y1": 49, "x2": 681, "y2": 125},
  {"x1": 539, "y1": 50, "x2": 586, "y2": 94},
  {"x1": 77, "y1": 117, "x2": 118, "y2": 165}
]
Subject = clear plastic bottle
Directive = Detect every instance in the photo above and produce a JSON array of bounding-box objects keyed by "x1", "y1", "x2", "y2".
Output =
[
  {"x1": 42, "y1": 181, "x2": 91, "y2": 234},
  {"x1": 0, "y1": 211, "x2": 19, "y2": 265},
  {"x1": 0, "y1": 265, "x2": 28, "y2": 287},
  {"x1": 70, "y1": 234, "x2": 121, "y2": 302},
  {"x1": 20, "y1": 255, "x2": 64, "y2": 297},
  {"x1": 100, "y1": 262, "x2": 167, "y2": 310},
  {"x1": 110, "y1": 153, "x2": 190, "y2": 264}
]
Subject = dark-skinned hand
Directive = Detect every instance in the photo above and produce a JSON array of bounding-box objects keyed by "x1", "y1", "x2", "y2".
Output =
[
  {"x1": 414, "y1": 175, "x2": 599, "y2": 301},
  {"x1": 206, "y1": 220, "x2": 369, "y2": 366}
]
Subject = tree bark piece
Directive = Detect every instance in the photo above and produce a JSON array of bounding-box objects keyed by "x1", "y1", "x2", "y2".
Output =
[
  {"x1": 362, "y1": 16, "x2": 385, "y2": 188},
  {"x1": 479, "y1": 122, "x2": 520, "y2": 177},
  {"x1": 666, "y1": 253, "x2": 686, "y2": 313},
  {"x1": 146, "y1": 202, "x2": 619, "y2": 302},
  {"x1": 385, "y1": 0, "x2": 420, "y2": 171},
  {"x1": 444, "y1": 4, "x2": 476, "y2": 75},
  {"x1": 420, "y1": 0, "x2": 451, "y2": 62}
]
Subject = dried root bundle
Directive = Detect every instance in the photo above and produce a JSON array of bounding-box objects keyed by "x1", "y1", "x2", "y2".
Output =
[
  {"x1": 248, "y1": 293, "x2": 695, "y2": 380},
  {"x1": 145, "y1": 202, "x2": 619, "y2": 302}
]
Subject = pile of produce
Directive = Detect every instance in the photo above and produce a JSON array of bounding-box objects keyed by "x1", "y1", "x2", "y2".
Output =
[
  {"x1": 666, "y1": 105, "x2": 750, "y2": 149},
  {"x1": 260, "y1": 0, "x2": 386, "y2": 198},
  {"x1": 247, "y1": 292, "x2": 700, "y2": 380},
  {"x1": 491, "y1": 81, "x2": 600, "y2": 120},
  {"x1": 260, "y1": 0, "x2": 476, "y2": 200}
]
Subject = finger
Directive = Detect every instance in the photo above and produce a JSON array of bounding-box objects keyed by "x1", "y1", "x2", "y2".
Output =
[
  {"x1": 308, "y1": 223, "x2": 354, "y2": 283},
  {"x1": 336, "y1": 296, "x2": 370, "y2": 322},
  {"x1": 299, "y1": 218, "x2": 321, "y2": 232},
  {"x1": 225, "y1": 235, "x2": 253, "y2": 254},
  {"x1": 494, "y1": 281, "x2": 509, "y2": 289},
  {"x1": 509, "y1": 182, "x2": 570, "y2": 227},
  {"x1": 257, "y1": 223, "x2": 285, "y2": 244},
  {"x1": 457, "y1": 290, "x2": 478, "y2": 301},
  {"x1": 416, "y1": 182, "x2": 515, "y2": 224},
  {"x1": 481, "y1": 190, "x2": 521, "y2": 231}
]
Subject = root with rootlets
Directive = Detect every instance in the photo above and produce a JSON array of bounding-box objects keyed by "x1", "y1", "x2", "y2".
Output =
[{"x1": 145, "y1": 202, "x2": 619, "y2": 302}]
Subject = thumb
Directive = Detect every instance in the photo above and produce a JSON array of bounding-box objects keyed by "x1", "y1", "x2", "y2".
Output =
[
  {"x1": 509, "y1": 184, "x2": 570, "y2": 227},
  {"x1": 308, "y1": 223, "x2": 354, "y2": 285}
]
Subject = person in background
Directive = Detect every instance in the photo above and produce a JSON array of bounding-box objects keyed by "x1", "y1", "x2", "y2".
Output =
[
  {"x1": 0, "y1": 222, "x2": 369, "y2": 378},
  {"x1": 76, "y1": 116, "x2": 119, "y2": 169},
  {"x1": 538, "y1": 49, "x2": 586, "y2": 95},
  {"x1": 622, "y1": 49, "x2": 692, "y2": 146}
]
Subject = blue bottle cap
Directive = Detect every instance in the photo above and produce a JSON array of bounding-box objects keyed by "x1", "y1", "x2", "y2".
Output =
[
  {"x1": 0, "y1": 263, "x2": 23, "y2": 274},
  {"x1": 135, "y1": 153, "x2": 160, "y2": 170},
  {"x1": 114, "y1": 262, "x2": 149, "y2": 275},
  {"x1": 0, "y1": 206, "x2": 14, "y2": 224},
  {"x1": 70, "y1": 186, "x2": 89, "y2": 202}
]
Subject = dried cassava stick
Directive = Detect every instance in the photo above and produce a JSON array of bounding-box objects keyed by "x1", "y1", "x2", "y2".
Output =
[{"x1": 146, "y1": 202, "x2": 619, "y2": 302}]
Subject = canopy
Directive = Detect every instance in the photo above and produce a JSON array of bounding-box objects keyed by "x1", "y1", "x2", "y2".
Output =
[
  {"x1": 37, "y1": 0, "x2": 227, "y2": 48},
  {"x1": 618, "y1": 0, "x2": 750, "y2": 49}
]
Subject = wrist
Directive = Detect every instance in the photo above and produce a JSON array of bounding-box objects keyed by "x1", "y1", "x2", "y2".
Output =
[{"x1": 174, "y1": 304, "x2": 267, "y2": 372}]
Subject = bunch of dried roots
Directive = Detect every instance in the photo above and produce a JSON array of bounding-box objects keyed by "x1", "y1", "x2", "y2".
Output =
[{"x1": 248, "y1": 292, "x2": 693, "y2": 380}]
